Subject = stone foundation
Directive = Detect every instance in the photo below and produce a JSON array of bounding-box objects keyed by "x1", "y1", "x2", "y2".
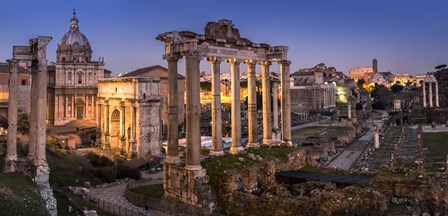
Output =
[
  {"x1": 163, "y1": 164, "x2": 215, "y2": 214},
  {"x1": 33, "y1": 165, "x2": 58, "y2": 216}
]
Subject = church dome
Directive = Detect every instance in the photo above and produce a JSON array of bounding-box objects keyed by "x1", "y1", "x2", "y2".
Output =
[{"x1": 59, "y1": 11, "x2": 90, "y2": 47}]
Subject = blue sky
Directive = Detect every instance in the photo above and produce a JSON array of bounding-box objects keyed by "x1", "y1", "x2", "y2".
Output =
[{"x1": 1, "y1": 0, "x2": 447, "y2": 75}]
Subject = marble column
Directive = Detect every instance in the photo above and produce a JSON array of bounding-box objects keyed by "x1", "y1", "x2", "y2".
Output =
[
  {"x1": 97, "y1": 101, "x2": 102, "y2": 146},
  {"x1": 35, "y1": 36, "x2": 52, "y2": 167},
  {"x1": 435, "y1": 81, "x2": 439, "y2": 107},
  {"x1": 120, "y1": 101, "x2": 126, "y2": 149},
  {"x1": 208, "y1": 57, "x2": 224, "y2": 156},
  {"x1": 228, "y1": 58, "x2": 244, "y2": 154},
  {"x1": 71, "y1": 95, "x2": 75, "y2": 118},
  {"x1": 429, "y1": 82, "x2": 433, "y2": 107},
  {"x1": 272, "y1": 82, "x2": 279, "y2": 131},
  {"x1": 374, "y1": 125, "x2": 380, "y2": 149},
  {"x1": 185, "y1": 53, "x2": 202, "y2": 170},
  {"x1": 55, "y1": 94, "x2": 59, "y2": 120},
  {"x1": 28, "y1": 60, "x2": 38, "y2": 160},
  {"x1": 165, "y1": 54, "x2": 181, "y2": 164},
  {"x1": 5, "y1": 59, "x2": 19, "y2": 172},
  {"x1": 422, "y1": 82, "x2": 426, "y2": 107},
  {"x1": 129, "y1": 102, "x2": 137, "y2": 155},
  {"x1": 245, "y1": 60, "x2": 258, "y2": 148},
  {"x1": 260, "y1": 61, "x2": 272, "y2": 145},
  {"x1": 279, "y1": 60, "x2": 292, "y2": 146},
  {"x1": 104, "y1": 100, "x2": 110, "y2": 149}
]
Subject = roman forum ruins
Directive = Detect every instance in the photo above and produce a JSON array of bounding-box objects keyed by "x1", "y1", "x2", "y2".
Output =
[
  {"x1": 156, "y1": 19, "x2": 291, "y2": 207},
  {"x1": 422, "y1": 74, "x2": 440, "y2": 108}
]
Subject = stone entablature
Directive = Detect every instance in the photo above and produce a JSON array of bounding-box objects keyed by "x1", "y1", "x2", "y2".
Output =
[{"x1": 97, "y1": 77, "x2": 162, "y2": 158}]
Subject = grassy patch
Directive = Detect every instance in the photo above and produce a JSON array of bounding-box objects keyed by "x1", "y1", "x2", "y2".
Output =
[
  {"x1": 130, "y1": 184, "x2": 164, "y2": 199},
  {"x1": 291, "y1": 126, "x2": 347, "y2": 142},
  {"x1": 247, "y1": 146, "x2": 300, "y2": 162},
  {"x1": 0, "y1": 172, "x2": 48, "y2": 216},
  {"x1": 422, "y1": 132, "x2": 448, "y2": 172}
]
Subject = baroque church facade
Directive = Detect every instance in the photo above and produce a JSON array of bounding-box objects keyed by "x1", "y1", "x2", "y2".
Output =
[{"x1": 47, "y1": 12, "x2": 109, "y2": 125}]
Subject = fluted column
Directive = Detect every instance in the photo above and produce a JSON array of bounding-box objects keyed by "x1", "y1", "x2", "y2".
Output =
[
  {"x1": 120, "y1": 101, "x2": 126, "y2": 149},
  {"x1": 6, "y1": 59, "x2": 19, "y2": 171},
  {"x1": 130, "y1": 102, "x2": 137, "y2": 155},
  {"x1": 97, "y1": 100, "x2": 102, "y2": 146},
  {"x1": 208, "y1": 57, "x2": 224, "y2": 156},
  {"x1": 245, "y1": 60, "x2": 258, "y2": 147},
  {"x1": 435, "y1": 81, "x2": 439, "y2": 107},
  {"x1": 165, "y1": 54, "x2": 181, "y2": 164},
  {"x1": 185, "y1": 53, "x2": 202, "y2": 170},
  {"x1": 272, "y1": 81, "x2": 279, "y2": 131},
  {"x1": 429, "y1": 82, "x2": 433, "y2": 107},
  {"x1": 35, "y1": 36, "x2": 52, "y2": 167},
  {"x1": 260, "y1": 61, "x2": 272, "y2": 145},
  {"x1": 228, "y1": 58, "x2": 244, "y2": 154},
  {"x1": 422, "y1": 82, "x2": 426, "y2": 107},
  {"x1": 104, "y1": 100, "x2": 110, "y2": 149},
  {"x1": 279, "y1": 60, "x2": 292, "y2": 146}
]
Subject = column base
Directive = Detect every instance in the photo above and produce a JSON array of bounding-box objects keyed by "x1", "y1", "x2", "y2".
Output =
[
  {"x1": 246, "y1": 142, "x2": 259, "y2": 148},
  {"x1": 185, "y1": 164, "x2": 202, "y2": 171},
  {"x1": 229, "y1": 146, "x2": 244, "y2": 155},
  {"x1": 209, "y1": 150, "x2": 225, "y2": 156},
  {"x1": 27, "y1": 153, "x2": 36, "y2": 162},
  {"x1": 281, "y1": 140, "x2": 293, "y2": 147},
  {"x1": 164, "y1": 155, "x2": 182, "y2": 165},
  {"x1": 262, "y1": 139, "x2": 272, "y2": 146},
  {"x1": 34, "y1": 163, "x2": 50, "y2": 183},
  {"x1": 4, "y1": 157, "x2": 18, "y2": 173}
]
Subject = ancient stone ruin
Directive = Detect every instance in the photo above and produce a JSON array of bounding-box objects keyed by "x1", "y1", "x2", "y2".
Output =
[{"x1": 156, "y1": 19, "x2": 291, "y2": 211}]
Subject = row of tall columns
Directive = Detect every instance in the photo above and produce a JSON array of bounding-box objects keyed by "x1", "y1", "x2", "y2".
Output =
[
  {"x1": 422, "y1": 81, "x2": 440, "y2": 108},
  {"x1": 5, "y1": 60, "x2": 19, "y2": 171},
  {"x1": 280, "y1": 60, "x2": 292, "y2": 146}
]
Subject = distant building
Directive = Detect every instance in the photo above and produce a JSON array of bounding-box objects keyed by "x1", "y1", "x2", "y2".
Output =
[
  {"x1": 48, "y1": 12, "x2": 109, "y2": 125},
  {"x1": 349, "y1": 59, "x2": 377, "y2": 83},
  {"x1": 0, "y1": 62, "x2": 31, "y2": 118},
  {"x1": 290, "y1": 63, "x2": 336, "y2": 111},
  {"x1": 122, "y1": 65, "x2": 185, "y2": 139}
]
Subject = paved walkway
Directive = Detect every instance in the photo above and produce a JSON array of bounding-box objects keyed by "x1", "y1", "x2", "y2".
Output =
[
  {"x1": 88, "y1": 172, "x2": 166, "y2": 216},
  {"x1": 327, "y1": 113, "x2": 387, "y2": 170}
]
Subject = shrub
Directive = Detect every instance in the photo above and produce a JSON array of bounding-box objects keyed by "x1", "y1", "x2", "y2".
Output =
[
  {"x1": 97, "y1": 166, "x2": 117, "y2": 183},
  {"x1": 116, "y1": 164, "x2": 141, "y2": 180},
  {"x1": 85, "y1": 152, "x2": 114, "y2": 167},
  {"x1": 47, "y1": 139, "x2": 61, "y2": 149}
]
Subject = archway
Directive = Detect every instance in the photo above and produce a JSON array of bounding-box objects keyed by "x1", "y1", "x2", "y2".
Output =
[{"x1": 110, "y1": 109, "x2": 120, "y2": 149}]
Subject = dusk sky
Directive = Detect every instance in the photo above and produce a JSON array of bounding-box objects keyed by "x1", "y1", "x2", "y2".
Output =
[{"x1": 1, "y1": 0, "x2": 447, "y2": 76}]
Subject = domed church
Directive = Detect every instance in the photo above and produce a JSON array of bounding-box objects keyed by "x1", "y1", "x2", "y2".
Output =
[{"x1": 47, "y1": 11, "x2": 110, "y2": 125}]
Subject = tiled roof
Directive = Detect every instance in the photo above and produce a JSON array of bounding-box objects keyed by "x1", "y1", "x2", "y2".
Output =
[{"x1": 0, "y1": 62, "x2": 30, "y2": 74}]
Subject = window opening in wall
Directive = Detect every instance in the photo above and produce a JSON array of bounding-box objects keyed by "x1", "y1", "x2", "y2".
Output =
[
  {"x1": 78, "y1": 75, "x2": 82, "y2": 84},
  {"x1": 21, "y1": 80, "x2": 26, "y2": 85}
]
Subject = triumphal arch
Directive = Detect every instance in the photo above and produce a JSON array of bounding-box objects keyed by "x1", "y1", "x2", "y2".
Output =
[{"x1": 157, "y1": 19, "x2": 291, "y2": 211}]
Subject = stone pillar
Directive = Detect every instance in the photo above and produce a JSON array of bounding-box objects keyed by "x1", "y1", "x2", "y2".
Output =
[
  {"x1": 35, "y1": 36, "x2": 52, "y2": 168},
  {"x1": 435, "y1": 81, "x2": 439, "y2": 107},
  {"x1": 208, "y1": 57, "x2": 224, "y2": 156},
  {"x1": 165, "y1": 54, "x2": 181, "y2": 163},
  {"x1": 348, "y1": 102, "x2": 352, "y2": 119},
  {"x1": 374, "y1": 125, "x2": 380, "y2": 149},
  {"x1": 185, "y1": 53, "x2": 202, "y2": 170},
  {"x1": 28, "y1": 60, "x2": 38, "y2": 160},
  {"x1": 71, "y1": 95, "x2": 75, "y2": 118},
  {"x1": 272, "y1": 81, "x2": 279, "y2": 131},
  {"x1": 5, "y1": 59, "x2": 19, "y2": 172},
  {"x1": 120, "y1": 101, "x2": 126, "y2": 149},
  {"x1": 422, "y1": 82, "x2": 426, "y2": 107},
  {"x1": 245, "y1": 60, "x2": 258, "y2": 148},
  {"x1": 104, "y1": 100, "x2": 110, "y2": 149},
  {"x1": 429, "y1": 81, "x2": 433, "y2": 108},
  {"x1": 279, "y1": 60, "x2": 292, "y2": 146},
  {"x1": 129, "y1": 102, "x2": 137, "y2": 156},
  {"x1": 97, "y1": 101, "x2": 102, "y2": 146},
  {"x1": 228, "y1": 58, "x2": 244, "y2": 154},
  {"x1": 260, "y1": 61, "x2": 272, "y2": 145}
]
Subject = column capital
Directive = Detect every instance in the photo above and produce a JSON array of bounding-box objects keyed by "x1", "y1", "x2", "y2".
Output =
[
  {"x1": 120, "y1": 101, "x2": 126, "y2": 108},
  {"x1": 207, "y1": 56, "x2": 223, "y2": 63},
  {"x1": 243, "y1": 59, "x2": 257, "y2": 67},
  {"x1": 163, "y1": 53, "x2": 182, "y2": 62},
  {"x1": 278, "y1": 60, "x2": 291, "y2": 66},
  {"x1": 259, "y1": 61, "x2": 272, "y2": 66},
  {"x1": 226, "y1": 58, "x2": 241, "y2": 65}
]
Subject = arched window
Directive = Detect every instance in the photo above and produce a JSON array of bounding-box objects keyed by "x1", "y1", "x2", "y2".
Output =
[{"x1": 78, "y1": 74, "x2": 82, "y2": 84}]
